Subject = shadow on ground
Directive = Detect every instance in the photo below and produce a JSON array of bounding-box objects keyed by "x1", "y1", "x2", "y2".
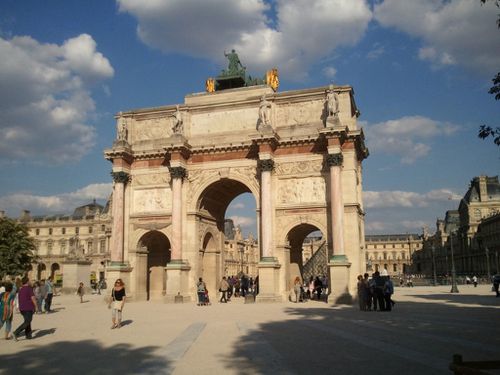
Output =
[
  {"x1": 223, "y1": 295, "x2": 500, "y2": 375},
  {"x1": 0, "y1": 340, "x2": 169, "y2": 375},
  {"x1": 411, "y1": 292, "x2": 499, "y2": 306}
]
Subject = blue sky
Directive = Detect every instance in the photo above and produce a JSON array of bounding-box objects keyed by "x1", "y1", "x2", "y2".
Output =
[{"x1": 0, "y1": 0, "x2": 498, "y2": 237}]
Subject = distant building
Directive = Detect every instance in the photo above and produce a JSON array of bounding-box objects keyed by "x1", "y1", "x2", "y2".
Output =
[
  {"x1": 21, "y1": 201, "x2": 112, "y2": 287},
  {"x1": 413, "y1": 175, "x2": 500, "y2": 278},
  {"x1": 364, "y1": 234, "x2": 422, "y2": 275}
]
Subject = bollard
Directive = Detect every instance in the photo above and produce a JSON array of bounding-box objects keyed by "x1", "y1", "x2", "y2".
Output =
[{"x1": 244, "y1": 294, "x2": 255, "y2": 304}]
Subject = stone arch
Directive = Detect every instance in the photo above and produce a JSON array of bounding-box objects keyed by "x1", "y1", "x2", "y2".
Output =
[
  {"x1": 282, "y1": 221, "x2": 327, "y2": 293},
  {"x1": 137, "y1": 230, "x2": 171, "y2": 300},
  {"x1": 50, "y1": 263, "x2": 60, "y2": 279},
  {"x1": 188, "y1": 171, "x2": 260, "y2": 213}
]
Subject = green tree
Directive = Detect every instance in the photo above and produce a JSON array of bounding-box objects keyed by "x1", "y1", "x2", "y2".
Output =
[
  {"x1": 0, "y1": 218, "x2": 38, "y2": 279},
  {"x1": 478, "y1": 0, "x2": 500, "y2": 146}
]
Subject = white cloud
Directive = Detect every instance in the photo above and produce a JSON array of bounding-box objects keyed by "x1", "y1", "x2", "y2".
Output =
[
  {"x1": 0, "y1": 34, "x2": 114, "y2": 163},
  {"x1": 366, "y1": 43, "x2": 385, "y2": 60},
  {"x1": 322, "y1": 66, "x2": 337, "y2": 79},
  {"x1": 364, "y1": 188, "x2": 461, "y2": 209},
  {"x1": 374, "y1": 0, "x2": 500, "y2": 75},
  {"x1": 0, "y1": 183, "x2": 112, "y2": 217},
  {"x1": 229, "y1": 215, "x2": 255, "y2": 229},
  {"x1": 117, "y1": 0, "x2": 372, "y2": 79},
  {"x1": 364, "y1": 115, "x2": 458, "y2": 164},
  {"x1": 230, "y1": 202, "x2": 245, "y2": 209}
]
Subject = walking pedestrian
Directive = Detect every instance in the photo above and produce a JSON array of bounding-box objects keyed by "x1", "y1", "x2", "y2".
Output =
[
  {"x1": 44, "y1": 276, "x2": 54, "y2": 313},
  {"x1": 77, "y1": 282, "x2": 85, "y2": 303},
  {"x1": 219, "y1": 277, "x2": 229, "y2": 303},
  {"x1": 196, "y1": 277, "x2": 206, "y2": 306},
  {"x1": 293, "y1": 276, "x2": 302, "y2": 303},
  {"x1": 108, "y1": 279, "x2": 126, "y2": 329},
  {"x1": 12, "y1": 277, "x2": 37, "y2": 341},
  {"x1": 384, "y1": 275, "x2": 395, "y2": 311},
  {"x1": 314, "y1": 276, "x2": 323, "y2": 301},
  {"x1": 33, "y1": 282, "x2": 43, "y2": 313},
  {"x1": 0, "y1": 282, "x2": 16, "y2": 340},
  {"x1": 492, "y1": 273, "x2": 500, "y2": 297},
  {"x1": 472, "y1": 275, "x2": 478, "y2": 287}
]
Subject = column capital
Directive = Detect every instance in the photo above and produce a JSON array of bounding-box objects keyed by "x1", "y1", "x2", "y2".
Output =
[
  {"x1": 169, "y1": 166, "x2": 187, "y2": 179},
  {"x1": 326, "y1": 153, "x2": 343, "y2": 167},
  {"x1": 111, "y1": 171, "x2": 130, "y2": 184},
  {"x1": 258, "y1": 159, "x2": 275, "y2": 172}
]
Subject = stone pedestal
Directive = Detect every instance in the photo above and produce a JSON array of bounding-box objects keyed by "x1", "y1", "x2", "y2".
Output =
[
  {"x1": 256, "y1": 258, "x2": 282, "y2": 303},
  {"x1": 132, "y1": 249, "x2": 148, "y2": 301},
  {"x1": 328, "y1": 255, "x2": 353, "y2": 305},
  {"x1": 106, "y1": 261, "x2": 133, "y2": 297},
  {"x1": 164, "y1": 261, "x2": 191, "y2": 303},
  {"x1": 61, "y1": 259, "x2": 92, "y2": 295}
]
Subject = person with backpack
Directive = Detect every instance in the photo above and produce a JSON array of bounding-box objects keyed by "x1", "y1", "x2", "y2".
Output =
[
  {"x1": 383, "y1": 275, "x2": 395, "y2": 311},
  {"x1": 196, "y1": 277, "x2": 207, "y2": 306}
]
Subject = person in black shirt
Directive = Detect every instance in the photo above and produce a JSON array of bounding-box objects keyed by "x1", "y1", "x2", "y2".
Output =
[{"x1": 108, "y1": 279, "x2": 126, "y2": 329}]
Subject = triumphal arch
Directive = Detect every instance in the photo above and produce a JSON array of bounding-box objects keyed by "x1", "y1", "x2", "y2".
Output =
[{"x1": 104, "y1": 54, "x2": 368, "y2": 303}]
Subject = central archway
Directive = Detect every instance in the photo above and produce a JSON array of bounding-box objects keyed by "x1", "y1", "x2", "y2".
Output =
[
  {"x1": 139, "y1": 231, "x2": 171, "y2": 301},
  {"x1": 195, "y1": 177, "x2": 258, "y2": 299}
]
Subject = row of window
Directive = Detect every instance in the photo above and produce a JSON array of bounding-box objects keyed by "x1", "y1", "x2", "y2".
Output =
[
  {"x1": 367, "y1": 243, "x2": 421, "y2": 250},
  {"x1": 34, "y1": 225, "x2": 107, "y2": 236},
  {"x1": 366, "y1": 251, "x2": 407, "y2": 260},
  {"x1": 38, "y1": 239, "x2": 107, "y2": 254}
]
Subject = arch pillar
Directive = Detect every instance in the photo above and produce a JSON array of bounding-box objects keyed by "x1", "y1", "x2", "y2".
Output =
[
  {"x1": 255, "y1": 151, "x2": 281, "y2": 302},
  {"x1": 322, "y1": 131, "x2": 353, "y2": 304},
  {"x1": 107, "y1": 170, "x2": 133, "y2": 293},
  {"x1": 164, "y1": 153, "x2": 191, "y2": 302}
]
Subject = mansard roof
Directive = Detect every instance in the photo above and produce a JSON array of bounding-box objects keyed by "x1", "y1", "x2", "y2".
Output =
[{"x1": 365, "y1": 234, "x2": 420, "y2": 242}]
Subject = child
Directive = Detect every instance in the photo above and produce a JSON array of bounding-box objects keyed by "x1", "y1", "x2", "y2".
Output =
[{"x1": 77, "y1": 282, "x2": 84, "y2": 303}]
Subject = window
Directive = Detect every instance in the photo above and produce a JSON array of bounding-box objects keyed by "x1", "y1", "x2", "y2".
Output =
[
  {"x1": 100, "y1": 239, "x2": 106, "y2": 253},
  {"x1": 383, "y1": 252, "x2": 387, "y2": 260},
  {"x1": 392, "y1": 244, "x2": 395, "y2": 248},
  {"x1": 60, "y1": 240, "x2": 66, "y2": 253},
  {"x1": 49, "y1": 228, "x2": 53, "y2": 235},
  {"x1": 47, "y1": 240, "x2": 53, "y2": 254},
  {"x1": 101, "y1": 225, "x2": 105, "y2": 232},
  {"x1": 62, "y1": 227, "x2": 66, "y2": 235},
  {"x1": 89, "y1": 226, "x2": 93, "y2": 234},
  {"x1": 87, "y1": 241, "x2": 93, "y2": 253},
  {"x1": 35, "y1": 229, "x2": 40, "y2": 235},
  {"x1": 75, "y1": 227, "x2": 79, "y2": 235},
  {"x1": 393, "y1": 264, "x2": 397, "y2": 272}
]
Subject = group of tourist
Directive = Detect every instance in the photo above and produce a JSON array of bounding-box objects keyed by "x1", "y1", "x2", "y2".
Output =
[
  {"x1": 0, "y1": 275, "x2": 53, "y2": 341},
  {"x1": 195, "y1": 274, "x2": 260, "y2": 305},
  {"x1": 357, "y1": 271, "x2": 395, "y2": 312},
  {"x1": 292, "y1": 275, "x2": 328, "y2": 303}
]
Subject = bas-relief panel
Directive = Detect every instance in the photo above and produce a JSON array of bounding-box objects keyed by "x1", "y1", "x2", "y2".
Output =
[
  {"x1": 132, "y1": 173, "x2": 169, "y2": 186},
  {"x1": 278, "y1": 177, "x2": 326, "y2": 204},
  {"x1": 130, "y1": 117, "x2": 173, "y2": 142},
  {"x1": 133, "y1": 188, "x2": 171, "y2": 214},
  {"x1": 275, "y1": 101, "x2": 324, "y2": 127},
  {"x1": 190, "y1": 108, "x2": 257, "y2": 135},
  {"x1": 275, "y1": 160, "x2": 323, "y2": 176}
]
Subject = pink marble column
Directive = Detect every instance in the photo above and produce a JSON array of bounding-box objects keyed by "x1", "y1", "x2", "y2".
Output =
[
  {"x1": 327, "y1": 153, "x2": 345, "y2": 256},
  {"x1": 169, "y1": 166, "x2": 186, "y2": 261},
  {"x1": 259, "y1": 159, "x2": 274, "y2": 259},
  {"x1": 110, "y1": 171, "x2": 129, "y2": 263}
]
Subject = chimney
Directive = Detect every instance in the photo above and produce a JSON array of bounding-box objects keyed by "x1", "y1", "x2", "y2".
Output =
[{"x1": 479, "y1": 175, "x2": 488, "y2": 202}]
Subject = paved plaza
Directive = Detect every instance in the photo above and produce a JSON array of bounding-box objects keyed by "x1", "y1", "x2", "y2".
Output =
[{"x1": 0, "y1": 285, "x2": 498, "y2": 375}]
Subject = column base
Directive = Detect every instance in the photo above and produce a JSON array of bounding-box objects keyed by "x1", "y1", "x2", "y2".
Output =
[
  {"x1": 164, "y1": 261, "x2": 191, "y2": 303},
  {"x1": 61, "y1": 259, "x2": 92, "y2": 294},
  {"x1": 256, "y1": 259, "x2": 282, "y2": 303},
  {"x1": 328, "y1": 256, "x2": 353, "y2": 305}
]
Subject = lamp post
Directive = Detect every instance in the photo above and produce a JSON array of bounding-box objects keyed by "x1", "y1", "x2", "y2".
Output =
[
  {"x1": 450, "y1": 232, "x2": 459, "y2": 293},
  {"x1": 431, "y1": 245, "x2": 438, "y2": 286},
  {"x1": 485, "y1": 247, "x2": 491, "y2": 280}
]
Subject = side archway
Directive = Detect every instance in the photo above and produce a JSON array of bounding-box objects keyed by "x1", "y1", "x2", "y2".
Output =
[
  {"x1": 200, "y1": 231, "x2": 220, "y2": 299},
  {"x1": 138, "y1": 230, "x2": 171, "y2": 301}
]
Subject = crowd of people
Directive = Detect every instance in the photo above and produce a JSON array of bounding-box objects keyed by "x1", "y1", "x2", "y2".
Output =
[
  {"x1": 196, "y1": 274, "x2": 259, "y2": 305},
  {"x1": 292, "y1": 275, "x2": 329, "y2": 303},
  {"x1": 0, "y1": 275, "x2": 54, "y2": 341},
  {"x1": 356, "y1": 271, "x2": 395, "y2": 312}
]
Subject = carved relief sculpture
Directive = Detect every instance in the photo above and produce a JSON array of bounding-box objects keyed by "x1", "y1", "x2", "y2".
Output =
[
  {"x1": 258, "y1": 95, "x2": 271, "y2": 129},
  {"x1": 116, "y1": 112, "x2": 128, "y2": 141},
  {"x1": 171, "y1": 105, "x2": 184, "y2": 135}
]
